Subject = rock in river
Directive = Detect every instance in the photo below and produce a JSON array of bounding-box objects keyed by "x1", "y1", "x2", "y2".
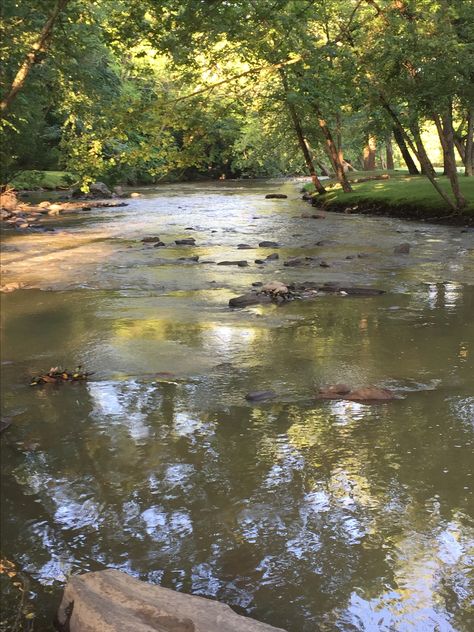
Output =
[
  {"x1": 141, "y1": 236, "x2": 162, "y2": 243},
  {"x1": 265, "y1": 193, "x2": 287, "y2": 199},
  {"x1": 317, "y1": 384, "x2": 395, "y2": 402},
  {"x1": 237, "y1": 244, "x2": 253, "y2": 249},
  {"x1": 217, "y1": 260, "x2": 248, "y2": 267},
  {"x1": 229, "y1": 293, "x2": 272, "y2": 308},
  {"x1": 245, "y1": 390, "x2": 277, "y2": 402},
  {"x1": 259, "y1": 241, "x2": 279, "y2": 248},
  {"x1": 56, "y1": 569, "x2": 286, "y2": 632},
  {"x1": 394, "y1": 243, "x2": 410, "y2": 254},
  {"x1": 266, "y1": 253, "x2": 279, "y2": 261},
  {"x1": 175, "y1": 238, "x2": 196, "y2": 245}
]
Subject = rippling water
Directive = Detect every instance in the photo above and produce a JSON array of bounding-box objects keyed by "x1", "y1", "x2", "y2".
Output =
[{"x1": 1, "y1": 180, "x2": 473, "y2": 631}]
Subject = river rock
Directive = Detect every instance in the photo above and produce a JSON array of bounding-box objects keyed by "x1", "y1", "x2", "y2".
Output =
[
  {"x1": 217, "y1": 260, "x2": 248, "y2": 267},
  {"x1": 265, "y1": 194, "x2": 287, "y2": 199},
  {"x1": 284, "y1": 257, "x2": 305, "y2": 267},
  {"x1": 252, "y1": 281, "x2": 263, "y2": 287},
  {"x1": 141, "y1": 236, "x2": 162, "y2": 243},
  {"x1": 89, "y1": 182, "x2": 113, "y2": 198},
  {"x1": 175, "y1": 238, "x2": 196, "y2": 245},
  {"x1": 258, "y1": 241, "x2": 279, "y2": 248},
  {"x1": 55, "y1": 569, "x2": 286, "y2": 632},
  {"x1": 266, "y1": 253, "x2": 279, "y2": 261},
  {"x1": 245, "y1": 390, "x2": 277, "y2": 402},
  {"x1": 255, "y1": 259, "x2": 265, "y2": 264},
  {"x1": 0, "y1": 189, "x2": 18, "y2": 211},
  {"x1": 153, "y1": 241, "x2": 166, "y2": 247},
  {"x1": 229, "y1": 293, "x2": 272, "y2": 308},
  {"x1": 261, "y1": 281, "x2": 288, "y2": 294},
  {"x1": 237, "y1": 244, "x2": 253, "y2": 249},
  {"x1": 394, "y1": 243, "x2": 410, "y2": 254}
]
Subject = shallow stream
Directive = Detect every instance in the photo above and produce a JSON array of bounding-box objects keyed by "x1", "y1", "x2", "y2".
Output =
[{"x1": 1, "y1": 180, "x2": 473, "y2": 631}]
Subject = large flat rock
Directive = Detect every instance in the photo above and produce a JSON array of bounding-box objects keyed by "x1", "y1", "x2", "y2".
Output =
[{"x1": 56, "y1": 569, "x2": 286, "y2": 632}]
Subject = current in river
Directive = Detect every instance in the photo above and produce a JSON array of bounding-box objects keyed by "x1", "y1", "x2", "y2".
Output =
[{"x1": 1, "y1": 180, "x2": 473, "y2": 631}]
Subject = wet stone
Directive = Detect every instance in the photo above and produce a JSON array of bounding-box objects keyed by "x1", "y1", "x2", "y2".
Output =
[
  {"x1": 266, "y1": 253, "x2": 279, "y2": 261},
  {"x1": 259, "y1": 241, "x2": 279, "y2": 248}
]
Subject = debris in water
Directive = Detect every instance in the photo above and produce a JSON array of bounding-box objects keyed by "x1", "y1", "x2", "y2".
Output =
[{"x1": 30, "y1": 366, "x2": 93, "y2": 386}]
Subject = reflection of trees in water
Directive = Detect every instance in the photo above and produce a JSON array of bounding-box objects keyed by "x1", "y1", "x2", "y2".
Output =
[{"x1": 1, "y1": 285, "x2": 473, "y2": 631}]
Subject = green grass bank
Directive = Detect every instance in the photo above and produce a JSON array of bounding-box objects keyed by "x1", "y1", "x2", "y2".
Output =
[
  {"x1": 305, "y1": 171, "x2": 474, "y2": 225},
  {"x1": 9, "y1": 170, "x2": 76, "y2": 190}
]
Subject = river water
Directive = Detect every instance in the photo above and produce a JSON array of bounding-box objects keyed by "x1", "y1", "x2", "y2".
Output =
[{"x1": 1, "y1": 180, "x2": 473, "y2": 631}]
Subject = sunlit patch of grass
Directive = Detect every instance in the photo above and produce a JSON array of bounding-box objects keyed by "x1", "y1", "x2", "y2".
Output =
[{"x1": 305, "y1": 172, "x2": 474, "y2": 216}]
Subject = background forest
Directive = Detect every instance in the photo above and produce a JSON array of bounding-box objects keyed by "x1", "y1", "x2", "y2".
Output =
[{"x1": 1, "y1": 0, "x2": 473, "y2": 210}]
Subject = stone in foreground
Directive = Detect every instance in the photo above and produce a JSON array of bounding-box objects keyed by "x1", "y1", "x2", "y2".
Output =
[
  {"x1": 265, "y1": 193, "x2": 287, "y2": 199},
  {"x1": 56, "y1": 569, "x2": 286, "y2": 632}
]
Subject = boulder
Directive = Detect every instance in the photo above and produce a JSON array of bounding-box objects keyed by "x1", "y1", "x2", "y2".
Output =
[
  {"x1": 153, "y1": 241, "x2": 166, "y2": 247},
  {"x1": 175, "y1": 238, "x2": 196, "y2": 246},
  {"x1": 229, "y1": 293, "x2": 272, "y2": 308},
  {"x1": 254, "y1": 259, "x2": 265, "y2": 264},
  {"x1": 237, "y1": 244, "x2": 253, "y2": 249},
  {"x1": 284, "y1": 257, "x2": 305, "y2": 267},
  {"x1": 55, "y1": 569, "x2": 286, "y2": 632},
  {"x1": 265, "y1": 194, "x2": 287, "y2": 199},
  {"x1": 258, "y1": 241, "x2": 279, "y2": 248},
  {"x1": 245, "y1": 390, "x2": 277, "y2": 402},
  {"x1": 266, "y1": 253, "x2": 279, "y2": 261},
  {"x1": 178, "y1": 256, "x2": 199, "y2": 262},
  {"x1": 142, "y1": 237, "x2": 162, "y2": 243},
  {"x1": 394, "y1": 243, "x2": 410, "y2": 255},
  {"x1": 89, "y1": 182, "x2": 113, "y2": 198}
]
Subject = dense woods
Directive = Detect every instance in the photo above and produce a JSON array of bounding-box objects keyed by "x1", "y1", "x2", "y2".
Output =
[{"x1": 1, "y1": 0, "x2": 473, "y2": 209}]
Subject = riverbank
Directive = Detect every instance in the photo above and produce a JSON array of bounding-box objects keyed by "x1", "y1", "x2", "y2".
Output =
[{"x1": 304, "y1": 172, "x2": 474, "y2": 226}]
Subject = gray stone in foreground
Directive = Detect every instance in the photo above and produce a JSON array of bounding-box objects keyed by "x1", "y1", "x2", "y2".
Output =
[
  {"x1": 55, "y1": 569, "x2": 286, "y2": 632},
  {"x1": 245, "y1": 390, "x2": 277, "y2": 402}
]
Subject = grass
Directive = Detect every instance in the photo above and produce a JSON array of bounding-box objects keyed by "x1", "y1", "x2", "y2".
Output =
[
  {"x1": 305, "y1": 171, "x2": 474, "y2": 218},
  {"x1": 10, "y1": 170, "x2": 77, "y2": 190}
]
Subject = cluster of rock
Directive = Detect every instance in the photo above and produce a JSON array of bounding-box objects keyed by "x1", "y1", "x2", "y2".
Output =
[
  {"x1": 229, "y1": 281, "x2": 385, "y2": 308},
  {"x1": 244, "y1": 384, "x2": 397, "y2": 404}
]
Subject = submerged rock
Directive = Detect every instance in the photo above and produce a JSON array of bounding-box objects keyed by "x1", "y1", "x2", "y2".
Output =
[
  {"x1": 245, "y1": 390, "x2": 277, "y2": 402},
  {"x1": 318, "y1": 384, "x2": 351, "y2": 399},
  {"x1": 56, "y1": 569, "x2": 286, "y2": 632},
  {"x1": 346, "y1": 386, "x2": 396, "y2": 401},
  {"x1": 266, "y1": 253, "x2": 279, "y2": 261},
  {"x1": 237, "y1": 244, "x2": 253, "y2": 249},
  {"x1": 178, "y1": 256, "x2": 199, "y2": 262},
  {"x1": 141, "y1": 236, "x2": 161, "y2": 243},
  {"x1": 317, "y1": 384, "x2": 396, "y2": 402},
  {"x1": 394, "y1": 243, "x2": 410, "y2": 254},
  {"x1": 153, "y1": 241, "x2": 166, "y2": 247},
  {"x1": 265, "y1": 193, "x2": 287, "y2": 199}
]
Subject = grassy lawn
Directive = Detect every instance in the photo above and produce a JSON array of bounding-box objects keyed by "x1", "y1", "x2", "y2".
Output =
[
  {"x1": 305, "y1": 171, "x2": 474, "y2": 217},
  {"x1": 10, "y1": 170, "x2": 77, "y2": 190}
]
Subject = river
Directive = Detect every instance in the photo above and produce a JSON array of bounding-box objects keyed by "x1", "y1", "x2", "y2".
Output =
[{"x1": 1, "y1": 180, "x2": 473, "y2": 631}]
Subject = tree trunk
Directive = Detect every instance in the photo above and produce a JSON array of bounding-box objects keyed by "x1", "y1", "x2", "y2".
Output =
[
  {"x1": 410, "y1": 121, "x2": 437, "y2": 179},
  {"x1": 316, "y1": 161, "x2": 332, "y2": 177},
  {"x1": 465, "y1": 108, "x2": 473, "y2": 177},
  {"x1": 0, "y1": 0, "x2": 70, "y2": 115},
  {"x1": 434, "y1": 110, "x2": 467, "y2": 209},
  {"x1": 363, "y1": 135, "x2": 376, "y2": 170},
  {"x1": 385, "y1": 134, "x2": 395, "y2": 170},
  {"x1": 315, "y1": 108, "x2": 352, "y2": 192},
  {"x1": 279, "y1": 70, "x2": 326, "y2": 194},
  {"x1": 392, "y1": 125, "x2": 419, "y2": 174}
]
